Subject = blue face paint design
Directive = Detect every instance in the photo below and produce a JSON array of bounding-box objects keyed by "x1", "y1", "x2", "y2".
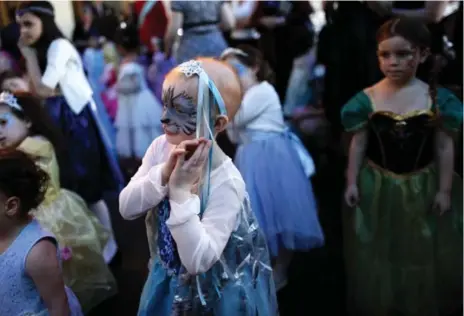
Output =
[
  {"x1": 0, "y1": 113, "x2": 14, "y2": 128},
  {"x1": 228, "y1": 60, "x2": 248, "y2": 77}
]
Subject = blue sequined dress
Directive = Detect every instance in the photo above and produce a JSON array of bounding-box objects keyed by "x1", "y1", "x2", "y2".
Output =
[{"x1": 138, "y1": 196, "x2": 278, "y2": 316}]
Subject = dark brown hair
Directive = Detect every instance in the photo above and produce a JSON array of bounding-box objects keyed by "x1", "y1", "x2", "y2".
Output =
[
  {"x1": 0, "y1": 149, "x2": 49, "y2": 214},
  {"x1": 17, "y1": 1, "x2": 65, "y2": 73},
  {"x1": 1, "y1": 91, "x2": 64, "y2": 156},
  {"x1": 0, "y1": 71, "x2": 22, "y2": 90},
  {"x1": 232, "y1": 45, "x2": 275, "y2": 85},
  {"x1": 376, "y1": 18, "x2": 440, "y2": 104}
]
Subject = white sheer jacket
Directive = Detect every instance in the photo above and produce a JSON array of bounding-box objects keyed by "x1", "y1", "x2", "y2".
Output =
[
  {"x1": 119, "y1": 135, "x2": 245, "y2": 275},
  {"x1": 41, "y1": 38, "x2": 94, "y2": 114}
]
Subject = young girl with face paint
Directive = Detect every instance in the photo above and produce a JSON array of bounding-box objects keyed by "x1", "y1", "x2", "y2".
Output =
[
  {"x1": 0, "y1": 92, "x2": 117, "y2": 313},
  {"x1": 16, "y1": 1, "x2": 123, "y2": 263},
  {"x1": 119, "y1": 58, "x2": 278, "y2": 315},
  {"x1": 220, "y1": 45, "x2": 324, "y2": 291},
  {"x1": 342, "y1": 18, "x2": 463, "y2": 316},
  {"x1": 0, "y1": 150, "x2": 83, "y2": 316}
]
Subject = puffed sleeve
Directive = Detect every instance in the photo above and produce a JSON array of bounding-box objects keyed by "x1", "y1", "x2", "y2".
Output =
[
  {"x1": 436, "y1": 88, "x2": 463, "y2": 133},
  {"x1": 167, "y1": 174, "x2": 244, "y2": 275},
  {"x1": 119, "y1": 136, "x2": 169, "y2": 220},
  {"x1": 42, "y1": 39, "x2": 73, "y2": 89},
  {"x1": 340, "y1": 91, "x2": 372, "y2": 132},
  {"x1": 170, "y1": 1, "x2": 185, "y2": 12}
]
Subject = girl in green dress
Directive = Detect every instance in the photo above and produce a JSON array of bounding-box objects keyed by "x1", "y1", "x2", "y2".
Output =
[{"x1": 342, "y1": 18, "x2": 463, "y2": 316}]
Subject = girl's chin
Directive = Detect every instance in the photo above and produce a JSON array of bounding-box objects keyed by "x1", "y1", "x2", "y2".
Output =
[{"x1": 164, "y1": 133, "x2": 194, "y2": 145}]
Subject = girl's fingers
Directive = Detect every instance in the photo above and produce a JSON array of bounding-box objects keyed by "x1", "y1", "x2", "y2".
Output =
[{"x1": 186, "y1": 143, "x2": 206, "y2": 167}]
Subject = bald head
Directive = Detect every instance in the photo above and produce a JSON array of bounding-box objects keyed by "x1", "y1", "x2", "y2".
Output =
[{"x1": 163, "y1": 58, "x2": 242, "y2": 120}]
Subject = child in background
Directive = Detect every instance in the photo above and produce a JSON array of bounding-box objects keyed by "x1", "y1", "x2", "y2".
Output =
[
  {"x1": 221, "y1": 46, "x2": 323, "y2": 291},
  {"x1": 342, "y1": 18, "x2": 462, "y2": 315},
  {"x1": 101, "y1": 42, "x2": 120, "y2": 122},
  {"x1": 0, "y1": 92, "x2": 117, "y2": 313},
  {"x1": 0, "y1": 150, "x2": 83, "y2": 316},
  {"x1": 147, "y1": 43, "x2": 176, "y2": 103},
  {"x1": 114, "y1": 23, "x2": 163, "y2": 169},
  {"x1": 119, "y1": 59, "x2": 277, "y2": 315}
]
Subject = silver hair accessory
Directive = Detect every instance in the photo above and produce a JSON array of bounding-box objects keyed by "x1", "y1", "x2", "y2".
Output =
[
  {"x1": 16, "y1": 6, "x2": 55, "y2": 17},
  {"x1": 220, "y1": 47, "x2": 249, "y2": 60},
  {"x1": 178, "y1": 60, "x2": 203, "y2": 78},
  {"x1": 0, "y1": 92, "x2": 22, "y2": 111}
]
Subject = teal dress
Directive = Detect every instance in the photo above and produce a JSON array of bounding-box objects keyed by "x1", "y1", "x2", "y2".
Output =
[{"x1": 341, "y1": 88, "x2": 463, "y2": 316}]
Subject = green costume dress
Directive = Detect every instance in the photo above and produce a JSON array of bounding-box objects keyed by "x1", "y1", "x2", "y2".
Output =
[{"x1": 341, "y1": 88, "x2": 463, "y2": 316}]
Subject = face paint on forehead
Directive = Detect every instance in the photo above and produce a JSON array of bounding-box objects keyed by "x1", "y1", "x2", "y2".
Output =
[{"x1": 161, "y1": 86, "x2": 197, "y2": 136}]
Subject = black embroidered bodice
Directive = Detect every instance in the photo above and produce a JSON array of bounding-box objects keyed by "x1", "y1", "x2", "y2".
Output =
[{"x1": 366, "y1": 111, "x2": 436, "y2": 174}]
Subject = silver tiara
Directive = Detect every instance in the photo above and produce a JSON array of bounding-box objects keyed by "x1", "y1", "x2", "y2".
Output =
[
  {"x1": 178, "y1": 60, "x2": 203, "y2": 78},
  {"x1": 0, "y1": 92, "x2": 22, "y2": 111}
]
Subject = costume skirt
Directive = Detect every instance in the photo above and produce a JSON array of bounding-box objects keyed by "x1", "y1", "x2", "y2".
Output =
[
  {"x1": 344, "y1": 162, "x2": 463, "y2": 316},
  {"x1": 44, "y1": 96, "x2": 124, "y2": 203},
  {"x1": 234, "y1": 129, "x2": 324, "y2": 257}
]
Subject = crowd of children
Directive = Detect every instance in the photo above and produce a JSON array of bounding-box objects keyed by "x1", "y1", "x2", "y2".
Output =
[{"x1": 0, "y1": 1, "x2": 462, "y2": 315}]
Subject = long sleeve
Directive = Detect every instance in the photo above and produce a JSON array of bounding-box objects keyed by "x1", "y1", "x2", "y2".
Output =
[
  {"x1": 233, "y1": 84, "x2": 270, "y2": 128},
  {"x1": 119, "y1": 137, "x2": 169, "y2": 220},
  {"x1": 167, "y1": 172, "x2": 245, "y2": 275},
  {"x1": 42, "y1": 39, "x2": 73, "y2": 89}
]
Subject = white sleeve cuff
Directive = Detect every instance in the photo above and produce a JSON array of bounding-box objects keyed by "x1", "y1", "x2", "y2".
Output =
[
  {"x1": 166, "y1": 195, "x2": 200, "y2": 226},
  {"x1": 147, "y1": 163, "x2": 169, "y2": 195}
]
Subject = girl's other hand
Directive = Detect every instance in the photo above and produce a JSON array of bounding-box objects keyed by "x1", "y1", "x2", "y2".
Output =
[
  {"x1": 344, "y1": 184, "x2": 360, "y2": 207},
  {"x1": 433, "y1": 191, "x2": 451, "y2": 216}
]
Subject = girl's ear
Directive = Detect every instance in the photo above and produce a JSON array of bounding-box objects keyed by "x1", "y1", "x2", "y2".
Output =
[
  {"x1": 4, "y1": 196, "x2": 20, "y2": 218},
  {"x1": 214, "y1": 115, "x2": 229, "y2": 134},
  {"x1": 25, "y1": 119, "x2": 32, "y2": 129}
]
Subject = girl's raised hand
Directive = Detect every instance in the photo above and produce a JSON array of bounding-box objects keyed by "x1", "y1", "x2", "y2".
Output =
[
  {"x1": 169, "y1": 138, "x2": 212, "y2": 201},
  {"x1": 161, "y1": 140, "x2": 196, "y2": 185}
]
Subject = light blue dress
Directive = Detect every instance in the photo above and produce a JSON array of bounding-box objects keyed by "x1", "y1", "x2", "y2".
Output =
[
  {"x1": 230, "y1": 81, "x2": 324, "y2": 257},
  {"x1": 171, "y1": 1, "x2": 228, "y2": 64},
  {"x1": 0, "y1": 220, "x2": 83, "y2": 316},
  {"x1": 138, "y1": 195, "x2": 278, "y2": 316}
]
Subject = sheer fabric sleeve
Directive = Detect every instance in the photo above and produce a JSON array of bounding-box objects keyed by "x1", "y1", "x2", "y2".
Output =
[
  {"x1": 341, "y1": 91, "x2": 372, "y2": 132},
  {"x1": 436, "y1": 88, "x2": 463, "y2": 133},
  {"x1": 167, "y1": 174, "x2": 245, "y2": 275},
  {"x1": 119, "y1": 136, "x2": 169, "y2": 220},
  {"x1": 42, "y1": 39, "x2": 73, "y2": 89}
]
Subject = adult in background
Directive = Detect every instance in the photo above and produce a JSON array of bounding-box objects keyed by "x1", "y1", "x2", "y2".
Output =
[
  {"x1": 164, "y1": 0, "x2": 236, "y2": 64},
  {"x1": 251, "y1": 1, "x2": 314, "y2": 102}
]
